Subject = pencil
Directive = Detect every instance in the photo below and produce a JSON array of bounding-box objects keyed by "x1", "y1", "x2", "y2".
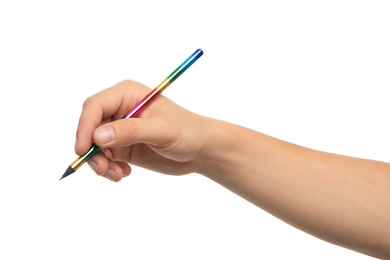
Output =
[{"x1": 60, "y1": 49, "x2": 204, "y2": 180}]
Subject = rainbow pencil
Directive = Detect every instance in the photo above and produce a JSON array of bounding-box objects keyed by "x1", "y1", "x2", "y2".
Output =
[{"x1": 60, "y1": 49, "x2": 204, "y2": 180}]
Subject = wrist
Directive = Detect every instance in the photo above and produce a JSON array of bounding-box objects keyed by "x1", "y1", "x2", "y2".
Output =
[{"x1": 195, "y1": 118, "x2": 252, "y2": 178}]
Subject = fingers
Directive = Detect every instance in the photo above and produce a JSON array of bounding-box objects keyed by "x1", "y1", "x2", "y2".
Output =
[
  {"x1": 88, "y1": 151, "x2": 131, "y2": 182},
  {"x1": 74, "y1": 80, "x2": 149, "y2": 182}
]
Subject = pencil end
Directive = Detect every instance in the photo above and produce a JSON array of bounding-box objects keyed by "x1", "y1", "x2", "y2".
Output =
[{"x1": 60, "y1": 166, "x2": 75, "y2": 181}]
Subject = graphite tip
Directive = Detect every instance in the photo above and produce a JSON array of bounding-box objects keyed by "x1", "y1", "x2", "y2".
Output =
[{"x1": 60, "y1": 166, "x2": 75, "y2": 181}]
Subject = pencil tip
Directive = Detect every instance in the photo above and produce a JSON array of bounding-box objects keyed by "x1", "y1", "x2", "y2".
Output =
[{"x1": 60, "y1": 166, "x2": 75, "y2": 181}]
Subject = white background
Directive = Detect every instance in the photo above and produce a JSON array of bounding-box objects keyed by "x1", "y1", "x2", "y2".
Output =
[{"x1": 0, "y1": 1, "x2": 389, "y2": 259}]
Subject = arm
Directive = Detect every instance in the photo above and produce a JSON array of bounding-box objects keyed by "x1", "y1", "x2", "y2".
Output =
[
  {"x1": 199, "y1": 118, "x2": 390, "y2": 258},
  {"x1": 76, "y1": 80, "x2": 390, "y2": 258}
]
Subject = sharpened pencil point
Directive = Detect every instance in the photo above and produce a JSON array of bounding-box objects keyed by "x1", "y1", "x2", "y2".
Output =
[{"x1": 60, "y1": 166, "x2": 75, "y2": 181}]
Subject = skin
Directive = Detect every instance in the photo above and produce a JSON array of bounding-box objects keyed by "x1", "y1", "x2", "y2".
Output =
[{"x1": 75, "y1": 80, "x2": 390, "y2": 259}]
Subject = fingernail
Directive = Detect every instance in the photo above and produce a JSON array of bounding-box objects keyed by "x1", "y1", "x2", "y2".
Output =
[
  {"x1": 95, "y1": 126, "x2": 115, "y2": 144},
  {"x1": 105, "y1": 169, "x2": 116, "y2": 182},
  {"x1": 88, "y1": 159, "x2": 98, "y2": 171}
]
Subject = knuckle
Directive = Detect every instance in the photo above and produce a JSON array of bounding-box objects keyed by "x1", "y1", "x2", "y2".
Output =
[
  {"x1": 82, "y1": 96, "x2": 93, "y2": 109},
  {"x1": 116, "y1": 119, "x2": 137, "y2": 141}
]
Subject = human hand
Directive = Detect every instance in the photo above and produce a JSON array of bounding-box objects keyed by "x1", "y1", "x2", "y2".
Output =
[{"x1": 75, "y1": 80, "x2": 210, "y2": 182}]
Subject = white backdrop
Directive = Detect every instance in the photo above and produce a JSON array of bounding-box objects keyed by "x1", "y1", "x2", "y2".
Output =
[{"x1": 0, "y1": 1, "x2": 388, "y2": 259}]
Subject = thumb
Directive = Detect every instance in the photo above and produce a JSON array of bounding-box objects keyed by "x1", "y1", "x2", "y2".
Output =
[{"x1": 93, "y1": 117, "x2": 174, "y2": 148}]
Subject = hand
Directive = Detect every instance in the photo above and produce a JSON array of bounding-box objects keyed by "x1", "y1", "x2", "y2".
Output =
[{"x1": 75, "y1": 80, "x2": 210, "y2": 182}]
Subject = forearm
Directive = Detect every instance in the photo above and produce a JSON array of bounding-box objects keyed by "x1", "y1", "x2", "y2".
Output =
[{"x1": 198, "y1": 118, "x2": 390, "y2": 258}]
